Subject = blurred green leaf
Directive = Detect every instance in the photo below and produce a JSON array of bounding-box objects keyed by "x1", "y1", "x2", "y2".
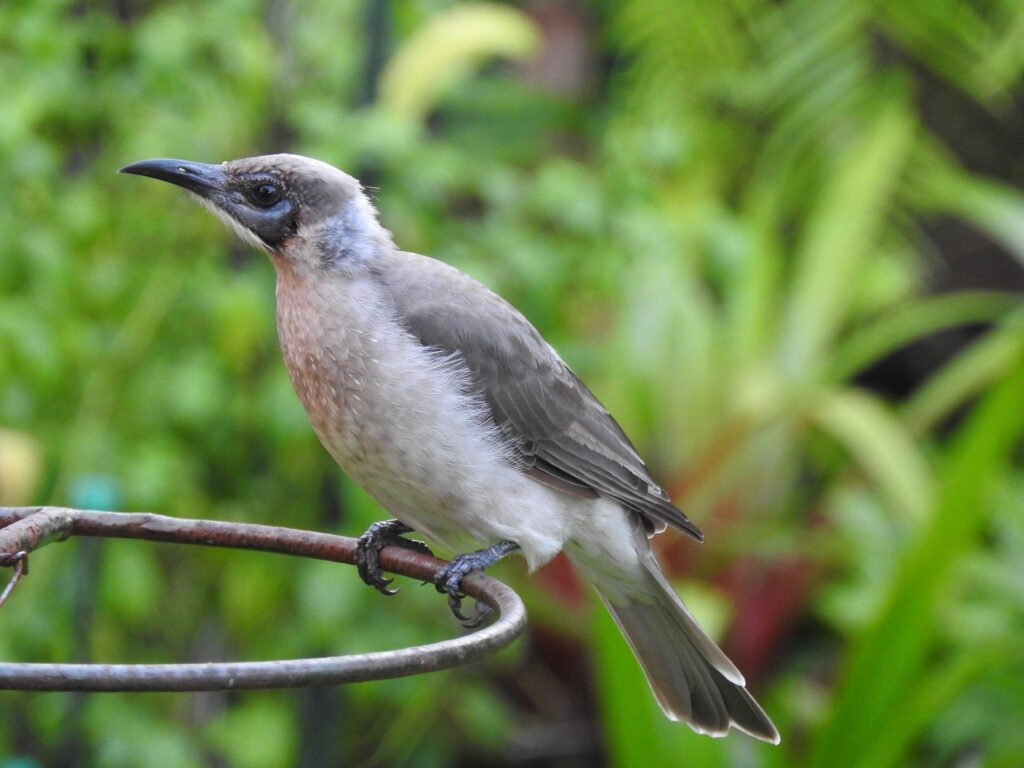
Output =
[
  {"x1": 810, "y1": 362, "x2": 1024, "y2": 768},
  {"x1": 808, "y1": 388, "x2": 933, "y2": 524},
  {"x1": 206, "y1": 696, "x2": 296, "y2": 768},
  {"x1": 911, "y1": 144, "x2": 1024, "y2": 266},
  {"x1": 878, "y1": 0, "x2": 1024, "y2": 103},
  {"x1": 780, "y1": 101, "x2": 915, "y2": 375},
  {"x1": 827, "y1": 291, "x2": 1023, "y2": 382},
  {"x1": 83, "y1": 696, "x2": 203, "y2": 768},
  {"x1": 852, "y1": 650, "x2": 992, "y2": 768},
  {"x1": 902, "y1": 313, "x2": 1024, "y2": 435},
  {"x1": 96, "y1": 540, "x2": 162, "y2": 629}
]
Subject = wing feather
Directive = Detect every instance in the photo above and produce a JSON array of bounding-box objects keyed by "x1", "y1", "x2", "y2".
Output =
[{"x1": 377, "y1": 251, "x2": 702, "y2": 541}]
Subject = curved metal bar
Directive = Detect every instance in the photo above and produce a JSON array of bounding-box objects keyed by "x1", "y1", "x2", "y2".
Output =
[{"x1": 0, "y1": 506, "x2": 527, "y2": 692}]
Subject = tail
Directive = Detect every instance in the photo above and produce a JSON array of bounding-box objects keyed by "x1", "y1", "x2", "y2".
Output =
[{"x1": 571, "y1": 549, "x2": 780, "y2": 743}]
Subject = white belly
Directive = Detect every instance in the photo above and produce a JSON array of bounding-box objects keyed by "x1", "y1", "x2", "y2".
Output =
[{"x1": 276, "y1": 273, "x2": 575, "y2": 568}]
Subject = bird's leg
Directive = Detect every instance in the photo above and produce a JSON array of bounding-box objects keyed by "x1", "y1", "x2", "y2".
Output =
[
  {"x1": 355, "y1": 519, "x2": 432, "y2": 595},
  {"x1": 434, "y1": 540, "x2": 520, "y2": 627}
]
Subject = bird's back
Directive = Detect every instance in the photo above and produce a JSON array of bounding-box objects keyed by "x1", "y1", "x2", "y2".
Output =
[{"x1": 375, "y1": 250, "x2": 702, "y2": 541}]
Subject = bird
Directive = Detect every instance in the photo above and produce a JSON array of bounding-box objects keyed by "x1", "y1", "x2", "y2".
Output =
[{"x1": 119, "y1": 153, "x2": 779, "y2": 743}]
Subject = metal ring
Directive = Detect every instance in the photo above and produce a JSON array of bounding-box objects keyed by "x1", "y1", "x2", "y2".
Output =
[{"x1": 0, "y1": 506, "x2": 527, "y2": 692}]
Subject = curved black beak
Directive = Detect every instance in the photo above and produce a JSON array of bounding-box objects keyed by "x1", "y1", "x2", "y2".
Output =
[{"x1": 118, "y1": 158, "x2": 226, "y2": 198}]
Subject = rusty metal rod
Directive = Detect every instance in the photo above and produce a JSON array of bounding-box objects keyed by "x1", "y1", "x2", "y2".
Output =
[{"x1": 0, "y1": 506, "x2": 527, "y2": 691}]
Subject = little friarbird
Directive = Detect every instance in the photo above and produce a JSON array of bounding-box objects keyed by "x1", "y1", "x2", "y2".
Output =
[{"x1": 120, "y1": 154, "x2": 779, "y2": 743}]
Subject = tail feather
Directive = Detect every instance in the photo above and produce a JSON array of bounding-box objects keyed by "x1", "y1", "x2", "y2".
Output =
[{"x1": 590, "y1": 562, "x2": 780, "y2": 743}]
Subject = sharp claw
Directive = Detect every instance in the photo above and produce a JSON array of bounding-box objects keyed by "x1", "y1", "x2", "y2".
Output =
[
  {"x1": 434, "y1": 564, "x2": 473, "y2": 620},
  {"x1": 447, "y1": 592, "x2": 472, "y2": 621},
  {"x1": 368, "y1": 563, "x2": 397, "y2": 595},
  {"x1": 355, "y1": 520, "x2": 430, "y2": 596},
  {"x1": 460, "y1": 601, "x2": 491, "y2": 629},
  {"x1": 430, "y1": 541, "x2": 518, "y2": 624}
]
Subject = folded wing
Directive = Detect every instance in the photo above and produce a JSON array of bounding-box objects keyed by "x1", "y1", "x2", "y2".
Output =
[{"x1": 378, "y1": 251, "x2": 702, "y2": 541}]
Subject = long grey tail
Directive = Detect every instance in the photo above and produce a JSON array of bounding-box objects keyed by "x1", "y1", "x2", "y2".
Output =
[{"x1": 582, "y1": 556, "x2": 780, "y2": 743}]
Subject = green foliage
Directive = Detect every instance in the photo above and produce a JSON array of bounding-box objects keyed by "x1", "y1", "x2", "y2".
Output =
[
  {"x1": 1, "y1": 0, "x2": 1023, "y2": 766},
  {"x1": 811, "y1": 363, "x2": 1024, "y2": 768}
]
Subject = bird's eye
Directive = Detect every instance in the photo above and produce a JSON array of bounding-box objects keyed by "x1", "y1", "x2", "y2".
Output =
[{"x1": 250, "y1": 182, "x2": 281, "y2": 208}]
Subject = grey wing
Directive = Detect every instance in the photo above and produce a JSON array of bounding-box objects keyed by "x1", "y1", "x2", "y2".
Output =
[{"x1": 377, "y1": 251, "x2": 702, "y2": 541}]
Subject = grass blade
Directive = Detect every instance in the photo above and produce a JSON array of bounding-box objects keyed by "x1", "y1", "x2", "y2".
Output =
[
  {"x1": 808, "y1": 361, "x2": 1024, "y2": 768},
  {"x1": 827, "y1": 291, "x2": 1023, "y2": 382},
  {"x1": 807, "y1": 388, "x2": 933, "y2": 524},
  {"x1": 902, "y1": 314, "x2": 1024, "y2": 435},
  {"x1": 779, "y1": 102, "x2": 914, "y2": 375}
]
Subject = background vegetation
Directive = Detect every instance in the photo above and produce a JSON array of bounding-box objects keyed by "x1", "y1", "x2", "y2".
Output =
[{"x1": 1, "y1": 0, "x2": 1023, "y2": 766}]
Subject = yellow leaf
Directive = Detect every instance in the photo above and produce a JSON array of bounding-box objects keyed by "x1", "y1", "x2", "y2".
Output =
[
  {"x1": 379, "y1": 3, "x2": 541, "y2": 122},
  {"x1": 0, "y1": 428, "x2": 42, "y2": 505}
]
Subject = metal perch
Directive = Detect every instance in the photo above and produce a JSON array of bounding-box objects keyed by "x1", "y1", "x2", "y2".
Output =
[{"x1": 0, "y1": 506, "x2": 527, "y2": 692}]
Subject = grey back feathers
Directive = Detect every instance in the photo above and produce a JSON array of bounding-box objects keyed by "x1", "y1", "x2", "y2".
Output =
[{"x1": 375, "y1": 250, "x2": 703, "y2": 542}]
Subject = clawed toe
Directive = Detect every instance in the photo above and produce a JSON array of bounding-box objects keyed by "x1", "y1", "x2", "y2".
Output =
[
  {"x1": 355, "y1": 519, "x2": 430, "y2": 596},
  {"x1": 432, "y1": 540, "x2": 519, "y2": 627},
  {"x1": 437, "y1": 563, "x2": 490, "y2": 628},
  {"x1": 446, "y1": 593, "x2": 491, "y2": 628},
  {"x1": 434, "y1": 558, "x2": 474, "y2": 621},
  {"x1": 356, "y1": 529, "x2": 518, "y2": 627},
  {"x1": 356, "y1": 538, "x2": 397, "y2": 595}
]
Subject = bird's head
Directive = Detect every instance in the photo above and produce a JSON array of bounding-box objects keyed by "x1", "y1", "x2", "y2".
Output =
[{"x1": 119, "y1": 154, "x2": 392, "y2": 275}]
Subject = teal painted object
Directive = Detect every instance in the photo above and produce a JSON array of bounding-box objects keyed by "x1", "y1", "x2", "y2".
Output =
[{"x1": 67, "y1": 473, "x2": 123, "y2": 511}]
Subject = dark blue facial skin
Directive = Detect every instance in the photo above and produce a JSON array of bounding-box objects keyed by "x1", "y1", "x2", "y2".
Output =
[{"x1": 227, "y1": 175, "x2": 299, "y2": 248}]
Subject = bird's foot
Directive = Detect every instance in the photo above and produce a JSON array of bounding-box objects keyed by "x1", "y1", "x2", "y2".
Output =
[
  {"x1": 355, "y1": 519, "x2": 432, "y2": 595},
  {"x1": 434, "y1": 540, "x2": 520, "y2": 628}
]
